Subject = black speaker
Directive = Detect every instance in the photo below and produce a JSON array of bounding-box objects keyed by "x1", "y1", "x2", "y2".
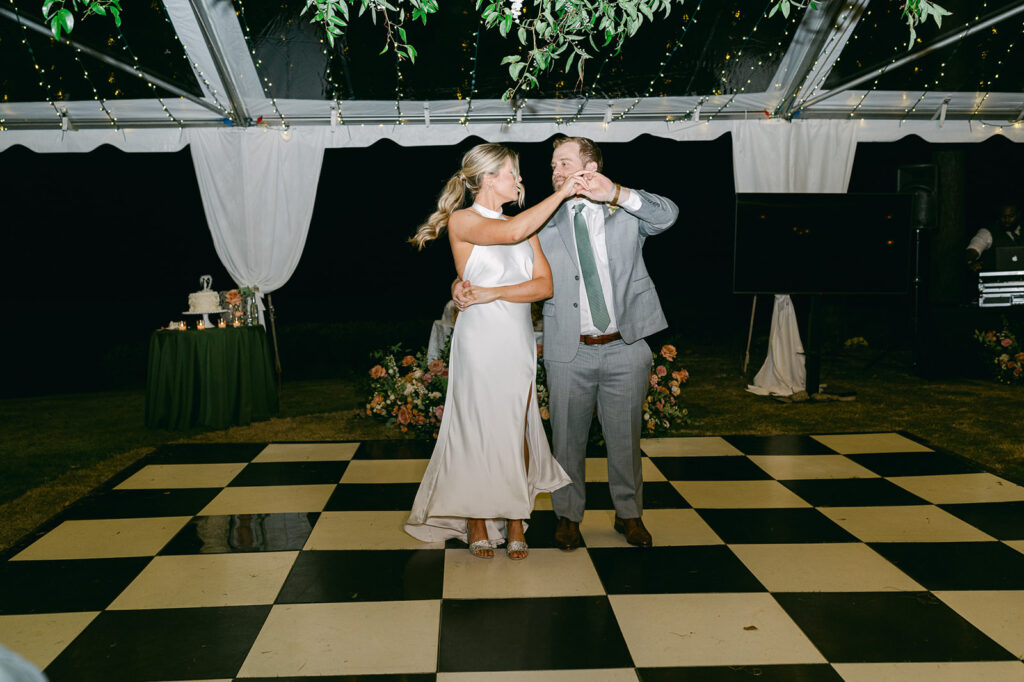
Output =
[{"x1": 897, "y1": 164, "x2": 938, "y2": 230}]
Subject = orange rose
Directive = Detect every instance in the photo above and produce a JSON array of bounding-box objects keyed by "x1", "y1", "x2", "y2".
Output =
[
  {"x1": 660, "y1": 345, "x2": 677, "y2": 361},
  {"x1": 428, "y1": 359, "x2": 446, "y2": 374},
  {"x1": 397, "y1": 405, "x2": 412, "y2": 424},
  {"x1": 401, "y1": 355, "x2": 416, "y2": 367},
  {"x1": 369, "y1": 365, "x2": 386, "y2": 379}
]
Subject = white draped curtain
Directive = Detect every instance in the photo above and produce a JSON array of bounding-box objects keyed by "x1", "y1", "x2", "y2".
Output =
[
  {"x1": 731, "y1": 119, "x2": 859, "y2": 395},
  {"x1": 187, "y1": 127, "x2": 330, "y2": 324}
]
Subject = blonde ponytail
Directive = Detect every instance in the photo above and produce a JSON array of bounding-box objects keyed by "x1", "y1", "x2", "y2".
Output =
[
  {"x1": 410, "y1": 173, "x2": 467, "y2": 250},
  {"x1": 410, "y1": 143, "x2": 521, "y2": 250}
]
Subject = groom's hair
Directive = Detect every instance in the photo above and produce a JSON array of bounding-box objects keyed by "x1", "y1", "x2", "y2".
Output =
[{"x1": 552, "y1": 136, "x2": 603, "y2": 172}]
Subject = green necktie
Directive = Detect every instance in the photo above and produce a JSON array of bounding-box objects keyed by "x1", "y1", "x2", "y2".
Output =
[{"x1": 573, "y1": 204, "x2": 611, "y2": 332}]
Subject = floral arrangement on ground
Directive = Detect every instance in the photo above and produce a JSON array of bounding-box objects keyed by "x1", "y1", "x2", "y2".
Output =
[
  {"x1": 973, "y1": 326, "x2": 1024, "y2": 385},
  {"x1": 365, "y1": 340, "x2": 690, "y2": 439}
]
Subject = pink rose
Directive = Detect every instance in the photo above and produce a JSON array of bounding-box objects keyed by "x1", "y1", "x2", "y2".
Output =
[
  {"x1": 434, "y1": 405, "x2": 444, "y2": 420},
  {"x1": 397, "y1": 406, "x2": 412, "y2": 425},
  {"x1": 422, "y1": 373, "x2": 433, "y2": 383},
  {"x1": 660, "y1": 345, "x2": 677, "y2": 361},
  {"x1": 1001, "y1": 338, "x2": 1013, "y2": 347},
  {"x1": 369, "y1": 365, "x2": 386, "y2": 379},
  {"x1": 428, "y1": 359, "x2": 446, "y2": 374},
  {"x1": 655, "y1": 365, "x2": 667, "y2": 377},
  {"x1": 649, "y1": 374, "x2": 659, "y2": 387},
  {"x1": 401, "y1": 355, "x2": 417, "y2": 367}
]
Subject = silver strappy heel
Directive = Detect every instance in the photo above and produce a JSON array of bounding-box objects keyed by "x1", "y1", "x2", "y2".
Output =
[{"x1": 506, "y1": 539, "x2": 528, "y2": 560}]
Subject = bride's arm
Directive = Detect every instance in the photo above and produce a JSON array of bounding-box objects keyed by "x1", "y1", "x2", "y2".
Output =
[
  {"x1": 466, "y1": 236, "x2": 552, "y2": 304},
  {"x1": 448, "y1": 171, "x2": 589, "y2": 246}
]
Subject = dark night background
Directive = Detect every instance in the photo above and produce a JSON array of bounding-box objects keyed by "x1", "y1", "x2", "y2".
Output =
[{"x1": 1, "y1": 133, "x2": 1021, "y2": 398}]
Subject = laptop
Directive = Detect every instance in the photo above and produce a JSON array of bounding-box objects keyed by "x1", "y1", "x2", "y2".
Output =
[{"x1": 995, "y1": 246, "x2": 1024, "y2": 271}]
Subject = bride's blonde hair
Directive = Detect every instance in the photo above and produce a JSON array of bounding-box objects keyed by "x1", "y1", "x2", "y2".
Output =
[{"x1": 410, "y1": 143, "x2": 524, "y2": 250}]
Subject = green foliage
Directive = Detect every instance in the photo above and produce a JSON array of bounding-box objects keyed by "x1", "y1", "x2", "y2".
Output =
[
  {"x1": 42, "y1": 0, "x2": 121, "y2": 41},
  {"x1": 45, "y1": 0, "x2": 954, "y2": 101}
]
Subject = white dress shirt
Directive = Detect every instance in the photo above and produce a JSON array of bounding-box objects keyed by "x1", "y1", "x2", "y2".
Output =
[
  {"x1": 968, "y1": 224, "x2": 1023, "y2": 254},
  {"x1": 569, "y1": 191, "x2": 643, "y2": 336}
]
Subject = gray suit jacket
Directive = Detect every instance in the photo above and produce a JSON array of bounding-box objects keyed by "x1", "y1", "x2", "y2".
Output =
[{"x1": 539, "y1": 189, "x2": 679, "y2": 363}]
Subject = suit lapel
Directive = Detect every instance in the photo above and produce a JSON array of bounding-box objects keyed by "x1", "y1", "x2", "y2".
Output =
[{"x1": 555, "y1": 202, "x2": 580, "y2": 273}]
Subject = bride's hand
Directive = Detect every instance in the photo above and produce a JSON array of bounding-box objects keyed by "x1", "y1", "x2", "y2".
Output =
[
  {"x1": 465, "y1": 285, "x2": 499, "y2": 305},
  {"x1": 557, "y1": 170, "x2": 592, "y2": 200}
]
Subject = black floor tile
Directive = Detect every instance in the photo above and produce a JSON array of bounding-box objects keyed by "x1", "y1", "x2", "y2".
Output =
[
  {"x1": 61, "y1": 488, "x2": 221, "y2": 520},
  {"x1": 941, "y1": 501, "x2": 1024, "y2": 540},
  {"x1": 584, "y1": 481, "x2": 690, "y2": 509},
  {"x1": 43, "y1": 605, "x2": 271, "y2": 682},
  {"x1": 160, "y1": 513, "x2": 319, "y2": 554},
  {"x1": 242, "y1": 671, "x2": 436, "y2": 675},
  {"x1": 523, "y1": 510, "x2": 564, "y2": 549},
  {"x1": 229, "y1": 461, "x2": 349, "y2": 487},
  {"x1": 353, "y1": 441, "x2": 435, "y2": 460},
  {"x1": 324, "y1": 483, "x2": 421, "y2": 511},
  {"x1": 638, "y1": 664, "x2": 843, "y2": 681},
  {"x1": 848, "y1": 451, "x2": 982, "y2": 477},
  {"x1": 589, "y1": 546, "x2": 766, "y2": 594},
  {"x1": 276, "y1": 549, "x2": 443, "y2": 603},
  {"x1": 780, "y1": 478, "x2": 928, "y2": 507},
  {"x1": 775, "y1": 591, "x2": 1015, "y2": 662},
  {"x1": 651, "y1": 456, "x2": 773, "y2": 481},
  {"x1": 437, "y1": 596, "x2": 633, "y2": 672},
  {"x1": 697, "y1": 509, "x2": 857, "y2": 544},
  {"x1": 723, "y1": 435, "x2": 837, "y2": 456},
  {"x1": 0, "y1": 558, "x2": 151, "y2": 615},
  {"x1": 868, "y1": 542, "x2": 1024, "y2": 590},
  {"x1": 145, "y1": 442, "x2": 267, "y2": 464}
]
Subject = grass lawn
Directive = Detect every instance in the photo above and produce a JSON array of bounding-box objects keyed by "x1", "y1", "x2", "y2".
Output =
[{"x1": 2, "y1": 343, "x2": 1021, "y2": 552}]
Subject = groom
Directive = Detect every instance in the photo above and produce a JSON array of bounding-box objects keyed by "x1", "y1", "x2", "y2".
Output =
[{"x1": 540, "y1": 136, "x2": 678, "y2": 549}]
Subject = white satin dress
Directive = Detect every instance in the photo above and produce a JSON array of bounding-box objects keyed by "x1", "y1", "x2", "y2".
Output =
[{"x1": 405, "y1": 203, "x2": 571, "y2": 547}]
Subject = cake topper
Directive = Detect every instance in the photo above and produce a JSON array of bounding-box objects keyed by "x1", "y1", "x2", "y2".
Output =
[{"x1": 199, "y1": 275, "x2": 213, "y2": 291}]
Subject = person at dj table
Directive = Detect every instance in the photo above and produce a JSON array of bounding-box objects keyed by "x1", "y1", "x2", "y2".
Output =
[{"x1": 966, "y1": 201, "x2": 1022, "y2": 271}]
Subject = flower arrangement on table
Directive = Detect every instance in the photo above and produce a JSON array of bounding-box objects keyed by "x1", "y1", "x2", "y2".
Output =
[
  {"x1": 365, "y1": 341, "x2": 690, "y2": 439},
  {"x1": 973, "y1": 327, "x2": 1024, "y2": 385},
  {"x1": 365, "y1": 344, "x2": 449, "y2": 438}
]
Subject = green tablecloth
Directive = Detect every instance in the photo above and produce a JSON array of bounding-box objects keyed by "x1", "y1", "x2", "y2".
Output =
[{"x1": 145, "y1": 326, "x2": 279, "y2": 430}]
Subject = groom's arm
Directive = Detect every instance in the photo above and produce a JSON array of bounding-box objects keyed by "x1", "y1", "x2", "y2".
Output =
[{"x1": 618, "y1": 189, "x2": 679, "y2": 237}]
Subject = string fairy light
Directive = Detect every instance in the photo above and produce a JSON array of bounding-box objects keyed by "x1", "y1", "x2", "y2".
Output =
[
  {"x1": 158, "y1": 3, "x2": 230, "y2": 116},
  {"x1": 505, "y1": 96, "x2": 529, "y2": 126},
  {"x1": 969, "y1": 16, "x2": 1021, "y2": 120},
  {"x1": 900, "y1": 3, "x2": 982, "y2": 122},
  {"x1": 393, "y1": 51, "x2": 405, "y2": 124},
  {"x1": 115, "y1": 24, "x2": 182, "y2": 127},
  {"x1": 235, "y1": 0, "x2": 288, "y2": 128},
  {"x1": 782, "y1": 1, "x2": 863, "y2": 117},
  {"x1": 318, "y1": 26, "x2": 344, "y2": 126},
  {"x1": 567, "y1": 57, "x2": 609, "y2": 125},
  {"x1": 8, "y1": 0, "x2": 64, "y2": 127},
  {"x1": 70, "y1": 46, "x2": 119, "y2": 129},
  {"x1": 615, "y1": 0, "x2": 705, "y2": 123},
  {"x1": 460, "y1": 19, "x2": 483, "y2": 126},
  {"x1": 706, "y1": 0, "x2": 787, "y2": 122}
]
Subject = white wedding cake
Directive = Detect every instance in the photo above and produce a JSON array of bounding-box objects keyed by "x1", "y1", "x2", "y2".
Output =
[{"x1": 188, "y1": 275, "x2": 221, "y2": 313}]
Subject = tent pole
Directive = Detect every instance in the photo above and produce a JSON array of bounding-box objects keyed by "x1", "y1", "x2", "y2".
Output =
[
  {"x1": 796, "y1": 1, "x2": 1024, "y2": 113},
  {"x1": 0, "y1": 7, "x2": 228, "y2": 118},
  {"x1": 186, "y1": 0, "x2": 251, "y2": 126},
  {"x1": 743, "y1": 296, "x2": 757, "y2": 375},
  {"x1": 266, "y1": 293, "x2": 283, "y2": 395}
]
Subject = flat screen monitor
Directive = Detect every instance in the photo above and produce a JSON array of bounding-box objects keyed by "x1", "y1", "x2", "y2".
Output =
[{"x1": 733, "y1": 193, "x2": 912, "y2": 295}]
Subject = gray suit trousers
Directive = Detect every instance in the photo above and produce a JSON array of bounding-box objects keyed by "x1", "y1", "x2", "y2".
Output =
[{"x1": 545, "y1": 338, "x2": 652, "y2": 521}]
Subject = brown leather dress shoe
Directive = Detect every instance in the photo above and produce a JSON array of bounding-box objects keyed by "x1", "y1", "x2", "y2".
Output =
[
  {"x1": 614, "y1": 516, "x2": 653, "y2": 548},
  {"x1": 554, "y1": 517, "x2": 582, "y2": 551}
]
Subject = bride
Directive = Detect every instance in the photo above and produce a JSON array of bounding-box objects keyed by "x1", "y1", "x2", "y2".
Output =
[{"x1": 405, "y1": 143, "x2": 587, "y2": 559}]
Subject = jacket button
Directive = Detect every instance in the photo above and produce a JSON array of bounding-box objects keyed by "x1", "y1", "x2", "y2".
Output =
[
  {"x1": 575, "y1": 275, "x2": 580, "y2": 281},
  {"x1": 573, "y1": 303, "x2": 578, "y2": 308}
]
